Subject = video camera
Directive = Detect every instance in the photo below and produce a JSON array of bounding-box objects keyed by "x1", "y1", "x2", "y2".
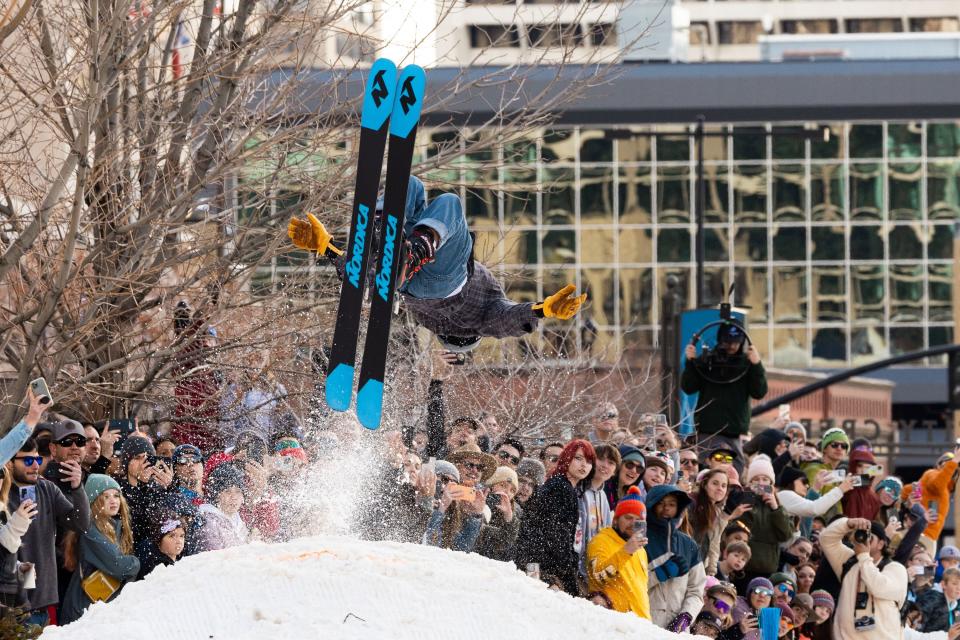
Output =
[{"x1": 688, "y1": 285, "x2": 753, "y2": 385}]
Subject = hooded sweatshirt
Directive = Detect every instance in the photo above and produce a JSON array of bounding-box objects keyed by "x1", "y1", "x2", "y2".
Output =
[{"x1": 644, "y1": 484, "x2": 706, "y2": 627}]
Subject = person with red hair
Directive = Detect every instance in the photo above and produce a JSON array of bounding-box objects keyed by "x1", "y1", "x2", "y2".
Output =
[{"x1": 515, "y1": 440, "x2": 596, "y2": 595}]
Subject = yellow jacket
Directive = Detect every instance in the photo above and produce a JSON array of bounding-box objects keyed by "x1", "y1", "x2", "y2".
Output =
[{"x1": 586, "y1": 527, "x2": 650, "y2": 619}]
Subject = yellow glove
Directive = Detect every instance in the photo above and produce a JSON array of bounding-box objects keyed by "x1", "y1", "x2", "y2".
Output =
[
  {"x1": 287, "y1": 213, "x2": 343, "y2": 256},
  {"x1": 532, "y1": 284, "x2": 587, "y2": 320}
]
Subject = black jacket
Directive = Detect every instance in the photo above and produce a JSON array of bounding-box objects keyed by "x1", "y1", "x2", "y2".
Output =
[
  {"x1": 680, "y1": 354, "x2": 767, "y2": 437},
  {"x1": 120, "y1": 479, "x2": 173, "y2": 547},
  {"x1": 514, "y1": 475, "x2": 580, "y2": 595}
]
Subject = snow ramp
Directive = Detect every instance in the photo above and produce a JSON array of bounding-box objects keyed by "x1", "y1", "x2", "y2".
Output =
[{"x1": 42, "y1": 535, "x2": 683, "y2": 639}]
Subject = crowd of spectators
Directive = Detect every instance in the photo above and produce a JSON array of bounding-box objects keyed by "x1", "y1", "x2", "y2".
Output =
[{"x1": 0, "y1": 345, "x2": 957, "y2": 640}]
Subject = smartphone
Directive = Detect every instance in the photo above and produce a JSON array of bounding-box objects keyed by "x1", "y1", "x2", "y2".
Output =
[
  {"x1": 632, "y1": 520, "x2": 647, "y2": 539},
  {"x1": 449, "y1": 483, "x2": 477, "y2": 502},
  {"x1": 19, "y1": 486, "x2": 36, "y2": 503},
  {"x1": 740, "y1": 490, "x2": 756, "y2": 506},
  {"x1": 146, "y1": 454, "x2": 159, "y2": 467},
  {"x1": 865, "y1": 464, "x2": 883, "y2": 477},
  {"x1": 106, "y1": 418, "x2": 136, "y2": 450},
  {"x1": 830, "y1": 469, "x2": 847, "y2": 484},
  {"x1": 779, "y1": 404, "x2": 790, "y2": 420},
  {"x1": 851, "y1": 475, "x2": 863, "y2": 488},
  {"x1": 924, "y1": 566, "x2": 937, "y2": 578},
  {"x1": 29, "y1": 378, "x2": 52, "y2": 405}
]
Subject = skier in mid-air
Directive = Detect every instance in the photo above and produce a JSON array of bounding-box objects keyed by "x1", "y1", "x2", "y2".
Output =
[{"x1": 288, "y1": 175, "x2": 588, "y2": 353}]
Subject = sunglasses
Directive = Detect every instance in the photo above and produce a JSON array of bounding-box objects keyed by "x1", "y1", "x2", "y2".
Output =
[
  {"x1": 601, "y1": 412, "x2": 618, "y2": 420},
  {"x1": 462, "y1": 462, "x2": 485, "y2": 472},
  {"x1": 15, "y1": 455, "x2": 43, "y2": 467},
  {"x1": 828, "y1": 442, "x2": 849, "y2": 450},
  {"x1": 680, "y1": 458, "x2": 699, "y2": 466},
  {"x1": 497, "y1": 450, "x2": 520, "y2": 465},
  {"x1": 711, "y1": 598, "x2": 732, "y2": 614},
  {"x1": 545, "y1": 455, "x2": 560, "y2": 463},
  {"x1": 57, "y1": 436, "x2": 88, "y2": 448},
  {"x1": 175, "y1": 455, "x2": 202, "y2": 465},
  {"x1": 710, "y1": 453, "x2": 735, "y2": 463},
  {"x1": 622, "y1": 460, "x2": 643, "y2": 471},
  {"x1": 753, "y1": 588, "x2": 774, "y2": 597},
  {"x1": 776, "y1": 584, "x2": 796, "y2": 598}
]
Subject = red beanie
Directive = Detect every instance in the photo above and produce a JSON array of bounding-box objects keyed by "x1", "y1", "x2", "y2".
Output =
[{"x1": 615, "y1": 486, "x2": 646, "y2": 519}]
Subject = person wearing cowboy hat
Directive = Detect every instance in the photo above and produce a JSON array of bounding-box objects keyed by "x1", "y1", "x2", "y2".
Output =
[{"x1": 423, "y1": 444, "x2": 497, "y2": 553}]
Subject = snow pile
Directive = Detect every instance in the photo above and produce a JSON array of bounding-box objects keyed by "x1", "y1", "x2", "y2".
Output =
[{"x1": 43, "y1": 535, "x2": 679, "y2": 640}]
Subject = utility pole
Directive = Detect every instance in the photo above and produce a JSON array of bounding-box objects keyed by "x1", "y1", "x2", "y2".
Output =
[
  {"x1": 952, "y1": 223, "x2": 960, "y2": 537},
  {"x1": 695, "y1": 116, "x2": 706, "y2": 308}
]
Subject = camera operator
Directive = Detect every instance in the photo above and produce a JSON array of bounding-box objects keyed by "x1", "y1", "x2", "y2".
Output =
[
  {"x1": 681, "y1": 323, "x2": 767, "y2": 460},
  {"x1": 820, "y1": 517, "x2": 907, "y2": 640}
]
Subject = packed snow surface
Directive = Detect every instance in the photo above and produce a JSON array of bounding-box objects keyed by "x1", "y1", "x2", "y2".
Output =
[{"x1": 42, "y1": 534, "x2": 683, "y2": 639}]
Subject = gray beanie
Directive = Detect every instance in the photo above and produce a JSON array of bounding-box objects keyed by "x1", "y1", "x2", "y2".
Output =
[
  {"x1": 434, "y1": 460, "x2": 460, "y2": 483},
  {"x1": 517, "y1": 458, "x2": 546, "y2": 486},
  {"x1": 120, "y1": 436, "x2": 155, "y2": 469}
]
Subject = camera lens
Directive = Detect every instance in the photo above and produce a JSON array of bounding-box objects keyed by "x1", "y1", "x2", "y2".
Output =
[{"x1": 854, "y1": 529, "x2": 868, "y2": 543}]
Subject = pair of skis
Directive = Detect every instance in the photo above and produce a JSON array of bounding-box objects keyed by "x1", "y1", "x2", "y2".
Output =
[{"x1": 325, "y1": 58, "x2": 426, "y2": 430}]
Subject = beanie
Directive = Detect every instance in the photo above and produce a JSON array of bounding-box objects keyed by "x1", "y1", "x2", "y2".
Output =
[
  {"x1": 275, "y1": 437, "x2": 308, "y2": 463},
  {"x1": 811, "y1": 590, "x2": 835, "y2": 612},
  {"x1": 746, "y1": 454, "x2": 776, "y2": 485},
  {"x1": 120, "y1": 436, "x2": 155, "y2": 469},
  {"x1": 784, "y1": 422, "x2": 807, "y2": 440},
  {"x1": 819, "y1": 428, "x2": 849, "y2": 451},
  {"x1": 487, "y1": 466, "x2": 519, "y2": 492},
  {"x1": 876, "y1": 476, "x2": 903, "y2": 497},
  {"x1": 777, "y1": 466, "x2": 807, "y2": 490},
  {"x1": 205, "y1": 462, "x2": 245, "y2": 502},
  {"x1": 743, "y1": 429, "x2": 789, "y2": 459},
  {"x1": 849, "y1": 448, "x2": 877, "y2": 468},
  {"x1": 84, "y1": 474, "x2": 121, "y2": 504},
  {"x1": 618, "y1": 445, "x2": 645, "y2": 467},
  {"x1": 434, "y1": 460, "x2": 460, "y2": 483},
  {"x1": 869, "y1": 520, "x2": 889, "y2": 543},
  {"x1": 615, "y1": 486, "x2": 647, "y2": 519},
  {"x1": 517, "y1": 458, "x2": 546, "y2": 486},
  {"x1": 777, "y1": 603, "x2": 796, "y2": 624},
  {"x1": 747, "y1": 577, "x2": 774, "y2": 593},
  {"x1": 770, "y1": 572, "x2": 796, "y2": 589}
]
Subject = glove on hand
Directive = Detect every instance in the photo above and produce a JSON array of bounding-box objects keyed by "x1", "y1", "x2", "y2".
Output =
[
  {"x1": 401, "y1": 227, "x2": 437, "y2": 283},
  {"x1": 287, "y1": 213, "x2": 343, "y2": 257},
  {"x1": 667, "y1": 612, "x2": 693, "y2": 633},
  {"x1": 532, "y1": 284, "x2": 587, "y2": 320}
]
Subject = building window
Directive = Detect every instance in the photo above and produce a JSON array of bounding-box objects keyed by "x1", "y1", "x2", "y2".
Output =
[
  {"x1": 334, "y1": 33, "x2": 376, "y2": 63},
  {"x1": 781, "y1": 19, "x2": 838, "y2": 35},
  {"x1": 845, "y1": 18, "x2": 902, "y2": 33},
  {"x1": 717, "y1": 21, "x2": 762, "y2": 45},
  {"x1": 689, "y1": 21, "x2": 710, "y2": 45},
  {"x1": 469, "y1": 24, "x2": 522, "y2": 48},
  {"x1": 909, "y1": 17, "x2": 960, "y2": 32},
  {"x1": 590, "y1": 23, "x2": 616, "y2": 46},
  {"x1": 527, "y1": 23, "x2": 585, "y2": 47}
]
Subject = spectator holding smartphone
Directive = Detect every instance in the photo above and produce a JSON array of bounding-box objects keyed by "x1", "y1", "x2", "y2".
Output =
[
  {"x1": 7, "y1": 437, "x2": 90, "y2": 627},
  {"x1": 43, "y1": 420, "x2": 88, "y2": 494},
  {"x1": 728, "y1": 577, "x2": 774, "y2": 640},
  {"x1": 586, "y1": 486, "x2": 650, "y2": 619},
  {"x1": 736, "y1": 455, "x2": 794, "y2": 582},
  {"x1": 0, "y1": 460, "x2": 38, "y2": 608},
  {"x1": 423, "y1": 444, "x2": 496, "y2": 553},
  {"x1": 118, "y1": 437, "x2": 173, "y2": 548},
  {"x1": 0, "y1": 389, "x2": 48, "y2": 468}
]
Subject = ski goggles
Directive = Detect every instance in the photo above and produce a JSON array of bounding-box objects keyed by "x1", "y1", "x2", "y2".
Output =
[
  {"x1": 710, "y1": 598, "x2": 732, "y2": 614},
  {"x1": 710, "y1": 452, "x2": 735, "y2": 464},
  {"x1": 752, "y1": 587, "x2": 774, "y2": 597}
]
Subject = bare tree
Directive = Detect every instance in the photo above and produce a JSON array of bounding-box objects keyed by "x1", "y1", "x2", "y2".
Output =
[{"x1": 0, "y1": 0, "x2": 647, "y2": 437}]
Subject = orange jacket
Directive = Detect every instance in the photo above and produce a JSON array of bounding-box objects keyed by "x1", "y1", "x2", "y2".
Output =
[{"x1": 902, "y1": 458, "x2": 959, "y2": 541}]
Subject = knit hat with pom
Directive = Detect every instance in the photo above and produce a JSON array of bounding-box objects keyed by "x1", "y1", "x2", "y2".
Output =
[{"x1": 614, "y1": 486, "x2": 647, "y2": 519}]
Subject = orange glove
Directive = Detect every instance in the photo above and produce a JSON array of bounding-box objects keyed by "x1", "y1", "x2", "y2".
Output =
[
  {"x1": 532, "y1": 284, "x2": 587, "y2": 320},
  {"x1": 287, "y1": 213, "x2": 343, "y2": 257}
]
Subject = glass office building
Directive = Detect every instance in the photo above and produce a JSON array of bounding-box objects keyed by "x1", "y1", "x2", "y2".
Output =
[{"x1": 421, "y1": 121, "x2": 960, "y2": 367}]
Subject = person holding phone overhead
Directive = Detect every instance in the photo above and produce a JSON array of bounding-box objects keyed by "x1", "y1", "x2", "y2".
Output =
[
  {"x1": 6, "y1": 435, "x2": 90, "y2": 627},
  {"x1": 0, "y1": 387, "x2": 49, "y2": 468}
]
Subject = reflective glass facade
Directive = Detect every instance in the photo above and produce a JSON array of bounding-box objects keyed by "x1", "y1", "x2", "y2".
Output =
[{"x1": 416, "y1": 121, "x2": 960, "y2": 366}]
